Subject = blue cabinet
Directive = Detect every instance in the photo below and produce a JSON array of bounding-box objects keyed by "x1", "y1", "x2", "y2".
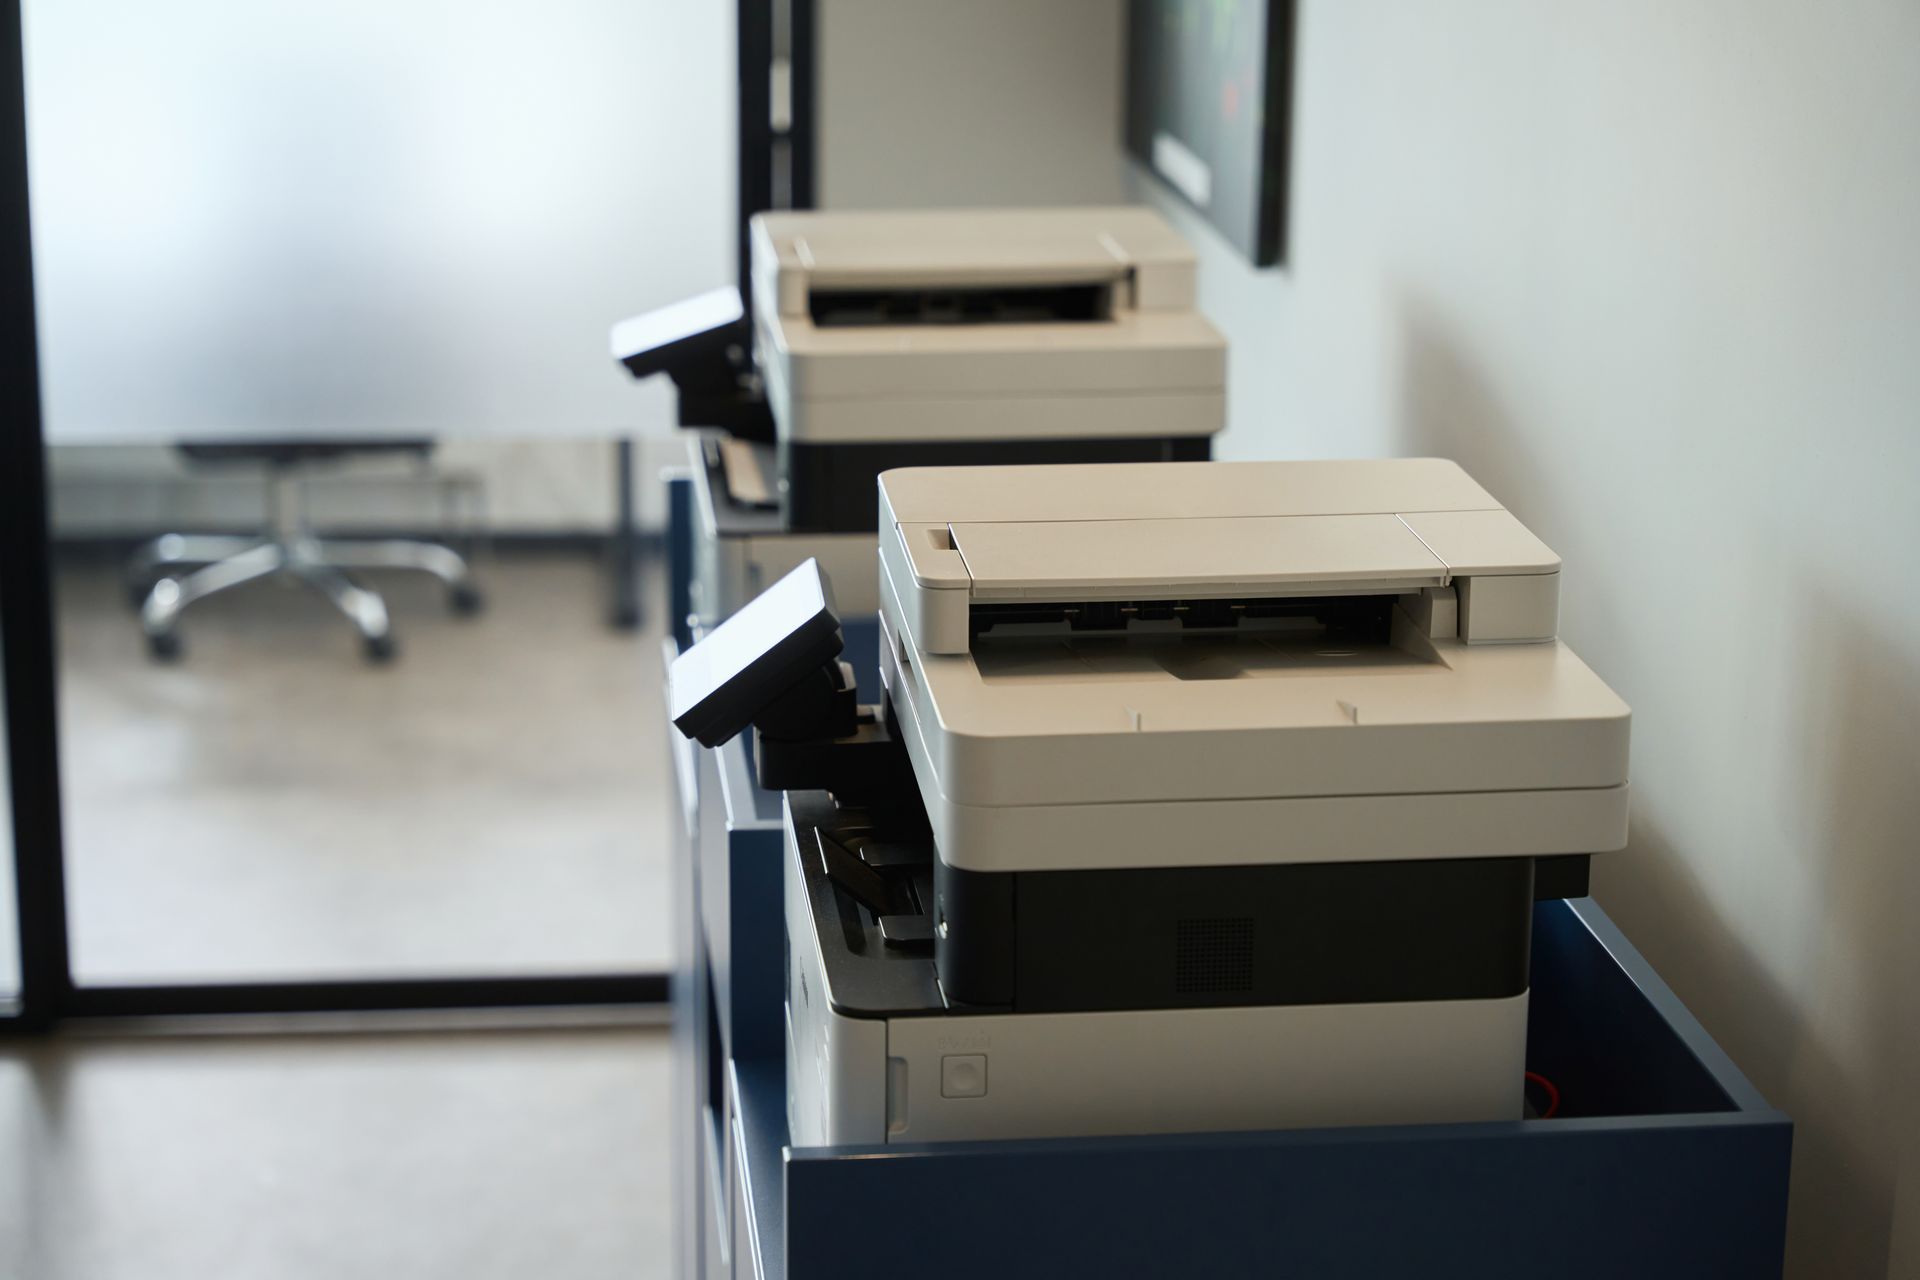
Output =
[{"x1": 663, "y1": 477, "x2": 1791, "y2": 1280}]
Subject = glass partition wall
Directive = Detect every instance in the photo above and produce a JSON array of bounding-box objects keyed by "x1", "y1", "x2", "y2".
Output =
[{"x1": 2, "y1": 0, "x2": 806, "y2": 1023}]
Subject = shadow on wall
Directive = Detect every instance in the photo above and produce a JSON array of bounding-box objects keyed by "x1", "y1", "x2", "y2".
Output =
[{"x1": 1390, "y1": 306, "x2": 1919, "y2": 1278}]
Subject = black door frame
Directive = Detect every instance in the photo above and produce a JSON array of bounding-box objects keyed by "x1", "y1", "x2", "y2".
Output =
[{"x1": 0, "y1": 0, "x2": 812, "y2": 1031}]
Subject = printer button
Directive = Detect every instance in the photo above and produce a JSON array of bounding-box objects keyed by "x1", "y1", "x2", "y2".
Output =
[{"x1": 940, "y1": 1054, "x2": 988, "y2": 1099}]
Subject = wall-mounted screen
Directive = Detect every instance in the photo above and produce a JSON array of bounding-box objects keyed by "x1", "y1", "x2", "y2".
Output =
[{"x1": 1125, "y1": 0, "x2": 1293, "y2": 267}]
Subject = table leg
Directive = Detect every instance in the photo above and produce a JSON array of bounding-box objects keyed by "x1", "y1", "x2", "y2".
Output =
[{"x1": 608, "y1": 435, "x2": 643, "y2": 630}]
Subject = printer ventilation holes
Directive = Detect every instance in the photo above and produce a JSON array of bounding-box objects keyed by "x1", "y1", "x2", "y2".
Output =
[{"x1": 1174, "y1": 917, "x2": 1256, "y2": 994}]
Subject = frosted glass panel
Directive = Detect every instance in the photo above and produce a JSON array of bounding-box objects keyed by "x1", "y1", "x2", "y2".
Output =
[{"x1": 23, "y1": 0, "x2": 733, "y2": 444}]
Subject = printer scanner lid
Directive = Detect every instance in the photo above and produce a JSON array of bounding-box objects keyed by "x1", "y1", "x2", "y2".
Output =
[
  {"x1": 882, "y1": 457, "x2": 1505, "y2": 525},
  {"x1": 882, "y1": 459, "x2": 1560, "y2": 631},
  {"x1": 752, "y1": 206, "x2": 1197, "y2": 302}
]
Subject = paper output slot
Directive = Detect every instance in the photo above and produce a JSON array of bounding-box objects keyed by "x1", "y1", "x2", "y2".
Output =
[
  {"x1": 973, "y1": 629, "x2": 1438, "y2": 686},
  {"x1": 969, "y1": 594, "x2": 1399, "y2": 644},
  {"x1": 809, "y1": 282, "x2": 1116, "y2": 327}
]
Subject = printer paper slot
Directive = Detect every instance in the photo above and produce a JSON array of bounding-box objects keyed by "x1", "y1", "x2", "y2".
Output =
[
  {"x1": 970, "y1": 593, "x2": 1399, "y2": 642},
  {"x1": 970, "y1": 595, "x2": 1441, "y2": 686},
  {"x1": 809, "y1": 282, "x2": 1116, "y2": 328}
]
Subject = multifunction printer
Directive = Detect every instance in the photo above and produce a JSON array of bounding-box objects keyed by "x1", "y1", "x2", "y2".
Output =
[
  {"x1": 616, "y1": 207, "x2": 1226, "y2": 624},
  {"x1": 669, "y1": 459, "x2": 1631, "y2": 1147}
]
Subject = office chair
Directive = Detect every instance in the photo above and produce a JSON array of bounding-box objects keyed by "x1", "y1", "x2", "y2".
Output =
[{"x1": 128, "y1": 441, "x2": 483, "y2": 662}]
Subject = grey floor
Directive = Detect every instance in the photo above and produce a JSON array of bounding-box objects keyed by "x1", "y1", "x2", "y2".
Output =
[
  {"x1": 0, "y1": 548, "x2": 682, "y2": 1279},
  {"x1": 51, "y1": 549, "x2": 672, "y2": 982},
  {"x1": 0, "y1": 1025, "x2": 673, "y2": 1280}
]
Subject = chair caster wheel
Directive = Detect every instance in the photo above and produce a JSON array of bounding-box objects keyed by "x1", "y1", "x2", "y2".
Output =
[
  {"x1": 146, "y1": 631, "x2": 182, "y2": 662},
  {"x1": 363, "y1": 633, "x2": 397, "y2": 663},
  {"x1": 449, "y1": 583, "x2": 484, "y2": 616}
]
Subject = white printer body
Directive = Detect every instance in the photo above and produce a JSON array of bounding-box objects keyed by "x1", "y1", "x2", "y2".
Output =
[
  {"x1": 749, "y1": 206, "x2": 1226, "y2": 453},
  {"x1": 781, "y1": 459, "x2": 1630, "y2": 1146},
  {"x1": 877, "y1": 458, "x2": 1630, "y2": 873},
  {"x1": 686, "y1": 207, "x2": 1226, "y2": 627}
]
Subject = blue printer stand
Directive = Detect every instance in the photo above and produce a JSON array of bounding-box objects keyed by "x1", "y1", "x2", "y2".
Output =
[{"x1": 663, "y1": 475, "x2": 1792, "y2": 1280}]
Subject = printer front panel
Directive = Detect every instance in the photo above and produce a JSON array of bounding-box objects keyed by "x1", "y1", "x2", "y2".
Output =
[
  {"x1": 878, "y1": 599, "x2": 1630, "y2": 873},
  {"x1": 876, "y1": 991, "x2": 1528, "y2": 1144},
  {"x1": 771, "y1": 338, "x2": 1226, "y2": 446},
  {"x1": 775, "y1": 315, "x2": 1227, "y2": 396},
  {"x1": 784, "y1": 791, "x2": 1533, "y2": 1146},
  {"x1": 782, "y1": 708, "x2": 1539, "y2": 1147},
  {"x1": 779, "y1": 388, "x2": 1225, "y2": 450},
  {"x1": 929, "y1": 782, "x2": 1631, "y2": 875},
  {"x1": 891, "y1": 599, "x2": 1631, "y2": 816}
]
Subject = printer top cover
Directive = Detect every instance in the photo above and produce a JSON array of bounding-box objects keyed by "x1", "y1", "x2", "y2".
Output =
[{"x1": 877, "y1": 459, "x2": 1631, "y2": 872}]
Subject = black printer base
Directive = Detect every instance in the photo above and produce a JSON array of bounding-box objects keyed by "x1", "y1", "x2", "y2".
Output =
[
  {"x1": 783, "y1": 434, "x2": 1213, "y2": 533},
  {"x1": 936, "y1": 853, "x2": 1539, "y2": 1013},
  {"x1": 788, "y1": 790, "x2": 1558, "y2": 1020}
]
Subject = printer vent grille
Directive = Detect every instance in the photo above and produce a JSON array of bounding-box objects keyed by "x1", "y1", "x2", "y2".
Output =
[{"x1": 1174, "y1": 917, "x2": 1255, "y2": 994}]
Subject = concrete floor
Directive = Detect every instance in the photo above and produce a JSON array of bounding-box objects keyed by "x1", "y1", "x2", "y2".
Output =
[
  {"x1": 51, "y1": 549, "x2": 672, "y2": 982},
  {"x1": 0, "y1": 1025, "x2": 672, "y2": 1280}
]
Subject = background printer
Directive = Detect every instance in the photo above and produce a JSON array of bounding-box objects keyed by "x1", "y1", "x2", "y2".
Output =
[
  {"x1": 614, "y1": 206, "x2": 1226, "y2": 626},
  {"x1": 670, "y1": 458, "x2": 1632, "y2": 1147}
]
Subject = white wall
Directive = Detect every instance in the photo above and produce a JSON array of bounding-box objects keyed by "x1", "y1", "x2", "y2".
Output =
[
  {"x1": 1135, "y1": 3, "x2": 1920, "y2": 1274},
  {"x1": 817, "y1": 0, "x2": 1128, "y2": 209}
]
